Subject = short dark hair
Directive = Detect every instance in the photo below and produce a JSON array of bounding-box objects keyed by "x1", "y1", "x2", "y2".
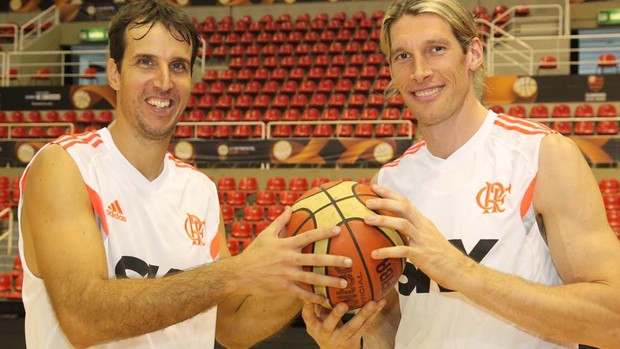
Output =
[{"x1": 108, "y1": 0, "x2": 200, "y2": 74}]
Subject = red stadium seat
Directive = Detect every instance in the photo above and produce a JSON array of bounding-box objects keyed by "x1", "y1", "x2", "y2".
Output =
[
  {"x1": 538, "y1": 56, "x2": 557, "y2": 72},
  {"x1": 244, "y1": 205, "x2": 266, "y2": 221},
  {"x1": 299, "y1": 81, "x2": 317, "y2": 95},
  {"x1": 252, "y1": 94, "x2": 271, "y2": 109},
  {"x1": 603, "y1": 193, "x2": 620, "y2": 210},
  {"x1": 361, "y1": 108, "x2": 379, "y2": 120},
  {"x1": 293, "y1": 124, "x2": 312, "y2": 137},
  {"x1": 198, "y1": 95, "x2": 215, "y2": 109},
  {"x1": 256, "y1": 190, "x2": 277, "y2": 206},
  {"x1": 289, "y1": 177, "x2": 309, "y2": 192},
  {"x1": 321, "y1": 108, "x2": 340, "y2": 121},
  {"x1": 316, "y1": 79, "x2": 334, "y2": 94},
  {"x1": 335, "y1": 124, "x2": 353, "y2": 137},
  {"x1": 508, "y1": 105, "x2": 527, "y2": 118},
  {"x1": 354, "y1": 123, "x2": 374, "y2": 137},
  {"x1": 574, "y1": 103, "x2": 595, "y2": 135},
  {"x1": 388, "y1": 94, "x2": 404, "y2": 107},
  {"x1": 213, "y1": 125, "x2": 232, "y2": 138},
  {"x1": 227, "y1": 190, "x2": 247, "y2": 208},
  {"x1": 197, "y1": 125, "x2": 213, "y2": 138},
  {"x1": 271, "y1": 68, "x2": 288, "y2": 81},
  {"x1": 348, "y1": 94, "x2": 367, "y2": 109},
  {"x1": 96, "y1": 110, "x2": 114, "y2": 124},
  {"x1": 267, "y1": 205, "x2": 286, "y2": 221},
  {"x1": 302, "y1": 108, "x2": 320, "y2": 121},
  {"x1": 597, "y1": 53, "x2": 618, "y2": 74},
  {"x1": 530, "y1": 104, "x2": 549, "y2": 118},
  {"x1": 282, "y1": 109, "x2": 300, "y2": 121},
  {"x1": 597, "y1": 103, "x2": 619, "y2": 135},
  {"x1": 600, "y1": 178, "x2": 620, "y2": 193},
  {"x1": 281, "y1": 80, "x2": 299, "y2": 95},
  {"x1": 244, "y1": 110, "x2": 262, "y2": 122},
  {"x1": 309, "y1": 94, "x2": 327, "y2": 108},
  {"x1": 279, "y1": 190, "x2": 301, "y2": 205},
  {"x1": 272, "y1": 124, "x2": 291, "y2": 138},
  {"x1": 232, "y1": 125, "x2": 252, "y2": 139},
  {"x1": 263, "y1": 109, "x2": 281, "y2": 122},
  {"x1": 376, "y1": 124, "x2": 394, "y2": 137},
  {"x1": 231, "y1": 220, "x2": 253, "y2": 238},
  {"x1": 259, "y1": 81, "x2": 278, "y2": 96},
  {"x1": 206, "y1": 109, "x2": 223, "y2": 122},
  {"x1": 217, "y1": 176, "x2": 236, "y2": 191},
  {"x1": 368, "y1": 93, "x2": 385, "y2": 108},
  {"x1": 397, "y1": 122, "x2": 414, "y2": 137},
  {"x1": 221, "y1": 204, "x2": 235, "y2": 224},
  {"x1": 382, "y1": 108, "x2": 401, "y2": 120},
  {"x1": 313, "y1": 124, "x2": 333, "y2": 137},
  {"x1": 266, "y1": 176, "x2": 287, "y2": 191}
]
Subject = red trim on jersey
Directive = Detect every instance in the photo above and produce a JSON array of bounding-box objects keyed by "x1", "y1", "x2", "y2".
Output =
[
  {"x1": 166, "y1": 153, "x2": 206, "y2": 174},
  {"x1": 53, "y1": 131, "x2": 103, "y2": 150},
  {"x1": 495, "y1": 114, "x2": 556, "y2": 135},
  {"x1": 86, "y1": 185, "x2": 109, "y2": 237},
  {"x1": 19, "y1": 167, "x2": 29, "y2": 199},
  {"x1": 210, "y1": 231, "x2": 221, "y2": 260},
  {"x1": 520, "y1": 175, "x2": 537, "y2": 219},
  {"x1": 382, "y1": 139, "x2": 427, "y2": 168}
]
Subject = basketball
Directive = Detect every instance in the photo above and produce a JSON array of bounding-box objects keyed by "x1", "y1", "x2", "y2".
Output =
[{"x1": 285, "y1": 180, "x2": 406, "y2": 309}]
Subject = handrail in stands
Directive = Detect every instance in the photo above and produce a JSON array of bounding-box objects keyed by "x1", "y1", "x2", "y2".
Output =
[
  {"x1": 20, "y1": 5, "x2": 59, "y2": 51},
  {"x1": 4, "y1": 49, "x2": 109, "y2": 86}
]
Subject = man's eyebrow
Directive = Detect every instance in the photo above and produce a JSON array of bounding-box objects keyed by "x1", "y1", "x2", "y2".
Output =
[
  {"x1": 130, "y1": 53, "x2": 190, "y2": 65},
  {"x1": 390, "y1": 37, "x2": 453, "y2": 55}
]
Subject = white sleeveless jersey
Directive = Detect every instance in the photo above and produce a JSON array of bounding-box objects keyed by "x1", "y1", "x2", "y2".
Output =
[
  {"x1": 378, "y1": 111, "x2": 577, "y2": 348},
  {"x1": 18, "y1": 128, "x2": 221, "y2": 349}
]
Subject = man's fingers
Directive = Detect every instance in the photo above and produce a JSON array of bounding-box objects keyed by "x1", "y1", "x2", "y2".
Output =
[
  {"x1": 268, "y1": 206, "x2": 292, "y2": 237},
  {"x1": 341, "y1": 299, "x2": 386, "y2": 335},
  {"x1": 292, "y1": 268, "x2": 348, "y2": 289},
  {"x1": 295, "y1": 287, "x2": 328, "y2": 305},
  {"x1": 289, "y1": 226, "x2": 341, "y2": 247},
  {"x1": 318, "y1": 303, "x2": 349, "y2": 334},
  {"x1": 293, "y1": 252, "x2": 353, "y2": 269}
]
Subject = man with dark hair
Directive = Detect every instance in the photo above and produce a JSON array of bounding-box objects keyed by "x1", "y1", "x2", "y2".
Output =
[{"x1": 18, "y1": 1, "x2": 351, "y2": 348}]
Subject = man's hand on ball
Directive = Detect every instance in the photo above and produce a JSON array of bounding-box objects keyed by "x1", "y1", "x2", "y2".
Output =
[
  {"x1": 236, "y1": 206, "x2": 352, "y2": 304},
  {"x1": 302, "y1": 300, "x2": 386, "y2": 349}
]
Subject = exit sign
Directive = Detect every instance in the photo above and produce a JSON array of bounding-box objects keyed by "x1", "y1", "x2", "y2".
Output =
[
  {"x1": 598, "y1": 9, "x2": 620, "y2": 26},
  {"x1": 79, "y1": 28, "x2": 109, "y2": 42}
]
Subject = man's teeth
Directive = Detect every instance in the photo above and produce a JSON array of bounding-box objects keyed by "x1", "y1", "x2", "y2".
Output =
[
  {"x1": 148, "y1": 98, "x2": 170, "y2": 109},
  {"x1": 415, "y1": 87, "x2": 442, "y2": 97}
]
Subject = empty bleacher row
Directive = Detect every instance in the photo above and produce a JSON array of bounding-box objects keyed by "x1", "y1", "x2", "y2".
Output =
[
  {"x1": 4, "y1": 100, "x2": 619, "y2": 141},
  {"x1": 0, "y1": 110, "x2": 112, "y2": 139},
  {"x1": 488, "y1": 102, "x2": 620, "y2": 136}
]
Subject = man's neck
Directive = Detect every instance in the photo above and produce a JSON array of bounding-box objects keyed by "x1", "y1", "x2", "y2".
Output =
[
  {"x1": 107, "y1": 121, "x2": 170, "y2": 181},
  {"x1": 420, "y1": 102, "x2": 489, "y2": 159}
]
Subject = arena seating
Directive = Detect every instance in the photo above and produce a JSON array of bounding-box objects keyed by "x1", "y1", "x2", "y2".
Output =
[{"x1": 0, "y1": 3, "x2": 619, "y2": 270}]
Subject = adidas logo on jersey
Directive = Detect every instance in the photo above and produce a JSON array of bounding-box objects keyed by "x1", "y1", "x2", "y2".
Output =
[{"x1": 106, "y1": 200, "x2": 127, "y2": 222}]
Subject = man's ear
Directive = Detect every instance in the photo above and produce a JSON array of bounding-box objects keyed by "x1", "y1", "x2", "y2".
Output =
[
  {"x1": 467, "y1": 37, "x2": 484, "y2": 72},
  {"x1": 107, "y1": 58, "x2": 120, "y2": 91}
]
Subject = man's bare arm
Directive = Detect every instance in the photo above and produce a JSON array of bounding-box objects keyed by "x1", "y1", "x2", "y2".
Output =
[{"x1": 22, "y1": 144, "x2": 351, "y2": 348}]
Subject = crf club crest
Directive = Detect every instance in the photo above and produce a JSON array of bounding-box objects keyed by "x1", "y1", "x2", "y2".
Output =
[
  {"x1": 476, "y1": 182, "x2": 511, "y2": 214},
  {"x1": 184, "y1": 213, "x2": 206, "y2": 246}
]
